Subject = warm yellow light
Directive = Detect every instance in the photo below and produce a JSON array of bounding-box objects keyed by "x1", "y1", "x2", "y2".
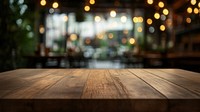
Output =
[
  {"x1": 133, "y1": 17, "x2": 138, "y2": 23},
  {"x1": 186, "y1": 17, "x2": 191, "y2": 23},
  {"x1": 147, "y1": 18, "x2": 153, "y2": 25},
  {"x1": 40, "y1": 0, "x2": 46, "y2": 6},
  {"x1": 90, "y1": 0, "x2": 95, "y2": 5},
  {"x1": 158, "y1": 1, "x2": 164, "y2": 8},
  {"x1": 70, "y1": 34, "x2": 78, "y2": 41},
  {"x1": 108, "y1": 33, "x2": 114, "y2": 39},
  {"x1": 95, "y1": 16, "x2": 101, "y2": 22},
  {"x1": 52, "y1": 2, "x2": 59, "y2": 8},
  {"x1": 191, "y1": 0, "x2": 196, "y2": 5},
  {"x1": 133, "y1": 17, "x2": 143, "y2": 23},
  {"x1": 137, "y1": 27, "x2": 143, "y2": 32},
  {"x1": 160, "y1": 25, "x2": 165, "y2": 31},
  {"x1": 194, "y1": 8, "x2": 199, "y2": 14},
  {"x1": 110, "y1": 10, "x2": 116, "y2": 17},
  {"x1": 84, "y1": 5, "x2": 90, "y2": 12},
  {"x1": 121, "y1": 16, "x2": 127, "y2": 23},
  {"x1": 98, "y1": 34, "x2": 104, "y2": 39},
  {"x1": 138, "y1": 17, "x2": 143, "y2": 22},
  {"x1": 187, "y1": 7, "x2": 192, "y2": 13},
  {"x1": 39, "y1": 25, "x2": 45, "y2": 34},
  {"x1": 198, "y1": 2, "x2": 200, "y2": 8},
  {"x1": 154, "y1": 13, "x2": 160, "y2": 19},
  {"x1": 147, "y1": 0, "x2": 153, "y2": 5},
  {"x1": 129, "y1": 38, "x2": 136, "y2": 45},
  {"x1": 163, "y1": 8, "x2": 169, "y2": 15},
  {"x1": 64, "y1": 15, "x2": 68, "y2": 22}
]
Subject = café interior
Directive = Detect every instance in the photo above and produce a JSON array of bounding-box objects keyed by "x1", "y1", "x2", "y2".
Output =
[{"x1": 0, "y1": 0, "x2": 200, "y2": 72}]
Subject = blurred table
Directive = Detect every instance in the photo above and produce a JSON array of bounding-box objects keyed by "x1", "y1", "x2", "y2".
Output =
[
  {"x1": 25, "y1": 54, "x2": 66, "y2": 68},
  {"x1": 0, "y1": 69, "x2": 200, "y2": 112}
]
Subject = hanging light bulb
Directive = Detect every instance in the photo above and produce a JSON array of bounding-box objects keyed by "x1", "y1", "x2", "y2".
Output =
[
  {"x1": 121, "y1": 16, "x2": 127, "y2": 23},
  {"x1": 95, "y1": 16, "x2": 101, "y2": 22},
  {"x1": 160, "y1": 25, "x2": 165, "y2": 31},
  {"x1": 158, "y1": 1, "x2": 164, "y2": 8},
  {"x1": 110, "y1": 10, "x2": 116, "y2": 17},
  {"x1": 40, "y1": 0, "x2": 46, "y2": 6},
  {"x1": 52, "y1": 2, "x2": 59, "y2": 8},
  {"x1": 187, "y1": 7, "x2": 192, "y2": 13},
  {"x1": 191, "y1": 0, "x2": 196, "y2": 5},
  {"x1": 198, "y1": 2, "x2": 200, "y2": 8},
  {"x1": 147, "y1": 18, "x2": 153, "y2": 25},
  {"x1": 163, "y1": 8, "x2": 169, "y2": 15},
  {"x1": 147, "y1": 0, "x2": 153, "y2": 5},
  {"x1": 154, "y1": 13, "x2": 160, "y2": 19},
  {"x1": 84, "y1": 5, "x2": 90, "y2": 11},
  {"x1": 90, "y1": 0, "x2": 95, "y2": 5},
  {"x1": 133, "y1": 17, "x2": 138, "y2": 23},
  {"x1": 194, "y1": 8, "x2": 199, "y2": 14},
  {"x1": 129, "y1": 38, "x2": 135, "y2": 45}
]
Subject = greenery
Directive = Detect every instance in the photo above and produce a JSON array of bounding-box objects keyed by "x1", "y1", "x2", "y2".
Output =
[{"x1": 0, "y1": 0, "x2": 36, "y2": 72}]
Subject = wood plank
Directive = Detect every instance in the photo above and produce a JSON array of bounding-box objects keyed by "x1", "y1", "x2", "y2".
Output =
[
  {"x1": 0, "y1": 69, "x2": 57, "y2": 97},
  {"x1": 109, "y1": 69, "x2": 165, "y2": 99},
  {"x1": 160, "y1": 69, "x2": 200, "y2": 82},
  {"x1": 3, "y1": 69, "x2": 67, "y2": 99},
  {"x1": 82, "y1": 69, "x2": 127, "y2": 98},
  {"x1": 145, "y1": 69, "x2": 200, "y2": 96},
  {"x1": 128, "y1": 69, "x2": 200, "y2": 99},
  {"x1": 36, "y1": 69, "x2": 90, "y2": 99},
  {"x1": 109, "y1": 69, "x2": 167, "y2": 112}
]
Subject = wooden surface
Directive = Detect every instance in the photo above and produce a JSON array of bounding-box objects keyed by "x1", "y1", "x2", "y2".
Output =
[{"x1": 0, "y1": 69, "x2": 200, "y2": 112}]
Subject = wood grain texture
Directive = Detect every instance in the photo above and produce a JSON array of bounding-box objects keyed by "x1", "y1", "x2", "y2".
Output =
[
  {"x1": 128, "y1": 69, "x2": 200, "y2": 99},
  {"x1": 0, "y1": 69, "x2": 200, "y2": 112}
]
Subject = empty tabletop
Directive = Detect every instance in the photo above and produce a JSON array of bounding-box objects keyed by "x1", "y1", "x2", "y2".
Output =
[{"x1": 0, "y1": 69, "x2": 200, "y2": 112}]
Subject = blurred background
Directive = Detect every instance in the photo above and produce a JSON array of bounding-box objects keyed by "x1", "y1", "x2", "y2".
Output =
[{"x1": 0, "y1": 0, "x2": 200, "y2": 72}]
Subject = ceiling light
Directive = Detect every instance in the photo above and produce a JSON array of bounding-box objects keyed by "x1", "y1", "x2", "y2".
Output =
[
  {"x1": 158, "y1": 1, "x2": 164, "y2": 8},
  {"x1": 40, "y1": 0, "x2": 46, "y2": 6},
  {"x1": 191, "y1": 0, "x2": 196, "y2": 5},
  {"x1": 147, "y1": 18, "x2": 153, "y2": 25},
  {"x1": 52, "y1": 2, "x2": 59, "y2": 8},
  {"x1": 194, "y1": 8, "x2": 199, "y2": 14},
  {"x1": 138, "y1": 17, "x2": 143, "y2": 22},
  {"x1": 95, "y1": 16, "x2": 101, "y2": 22},
  {"x1": 147, "y1": 0, "x2": 153, "y2": 5},
  {"x1": 187, "y1": 7, "x2": 192, "y2": 13},
  {"x1": 163, "y1": 8, "x2": 169, "y2": 15},
  {"x1": 129, "y1": 38, "x2": 136, "y2": 45},
  {"x1": 70, "y1": 34, "x2": 78, "y2": 41},
  {"x1": 133, "y1": 17, "x2": 138, "y2": 23},
  {"x1": 90, "y1": 0, "x2": 95, "y2": 5},
  {"x1": 110, "y1": 10, "x2": 116, "y2": 17},
  {"x1": 154, "y1": 13, "x2": 160, "y2": 19},
  {"x1": 84, "y1": 5, "x2": 90, "y2": 12},
  {"x1": 160, "y1": 25, "x2": 165, "y2": 31},
  {"x1": 121, "y1": 16, "x2": 127, "y2": 23}
]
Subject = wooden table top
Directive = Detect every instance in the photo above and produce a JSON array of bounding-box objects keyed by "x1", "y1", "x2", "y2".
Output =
[{"x1": 0, "y1": 69, "x2": 200, "y2": 112}]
